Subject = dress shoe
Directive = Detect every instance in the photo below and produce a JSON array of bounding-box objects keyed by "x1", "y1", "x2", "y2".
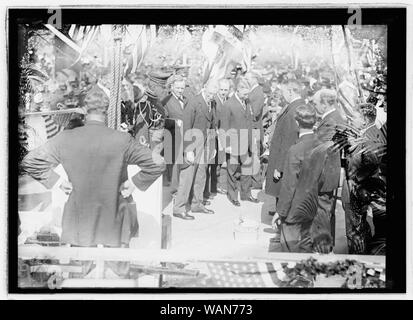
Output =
[
  {"x1": 241, "y1": 196, "x2": 259, "y2": 203},
  {"x1": 191, "y1": 206, "x2": 214, "y2": 214},
  {"x1": 229, "y1": 199, "x2": 241, "y2": 207},
  {"x1": 268, "y1": 211, "x2": 276, "y2": 216},
  {"x1": 202, "y1": 200, "x2": 211, "y2": 206},
  {"x1": 173, "y1": 212, "x2": 195, "y2": 220},
  {"x1": 216, "y1": 188, "x2": 227, "y2": 195}
]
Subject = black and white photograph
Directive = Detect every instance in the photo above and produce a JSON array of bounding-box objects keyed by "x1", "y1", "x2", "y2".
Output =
[{"x1": 3, "y1": 4, "x2": 408, "y2": 295}]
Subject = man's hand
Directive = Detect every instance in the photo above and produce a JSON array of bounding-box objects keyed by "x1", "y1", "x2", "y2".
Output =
[
  {"x1": 209, "y1": 149, "x2": 217, "y2": 160},
  {"x1": 273, "y1": 169, "x2": 281, "y2": 180},
  {"x1": 224, "y1": 146, "x2": 232, "y2": 154},
  {"x1": 59, "y1": 180, "x2": 73, "y2": 195},
  {"x1": 271, "y1": 212, "x2": 280, "y2": 229},
  {"x1": 186, "y1": 151, "x2": 195, "y2": 164},
  {"x1": 176, "y1": 119, "x2": 183, "y2": 128},
  {"x1": 120, "y1": 180, "x2": 135, "y2": 198}
]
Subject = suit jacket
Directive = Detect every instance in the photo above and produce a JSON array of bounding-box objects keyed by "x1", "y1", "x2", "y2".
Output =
[
  {"x1": 214, "y1": 94, "x2": 229, "y2": 151},
  {"x1": 248, "y1": 85, "x2": 265, "y2": 140},
  {"x1": 183, "y1": 93, "x2": 215, "y2": 165},
  {"x1": 265, "y1": 98, "x2": 305, "y2": 197},
  {"x1": 316, "y1": 109, "x2": 344, "y2": 192},
  {"x1": 221, "y1": 94, "x2": 254, "y2": 157},
  {"x1": 214, "y1": 94, "x2": 226, "y2": 129},
  {"x1": 162, "y1": 94, "x2": 188, "y2": 164},
  {"x1": 21, "y1": 121, "x2": 165, "y2": 247},
  {"x1": 281, "y1": 139, "x2": 328, "y2": 225},
  {"x1": 277, "y1": 133, "x2": 318, "y2": 218}
]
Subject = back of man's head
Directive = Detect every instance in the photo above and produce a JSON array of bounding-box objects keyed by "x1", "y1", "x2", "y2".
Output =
[
  {"x1": 318, "y1": 88, "x2": 337, "y2": 107},
  {"x1": 295, "y1": 103, "x2": 317, "y2": 129},
  {"x1": 84, "y1": 87, "x2": 110, "y2": 115}
]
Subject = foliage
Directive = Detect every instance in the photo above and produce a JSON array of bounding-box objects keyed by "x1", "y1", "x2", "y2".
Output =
[{"x1": 277, "y1": 257, "x2": 386, "y2": 288}]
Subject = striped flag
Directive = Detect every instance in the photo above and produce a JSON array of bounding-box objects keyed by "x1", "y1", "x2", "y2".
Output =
[
  {"x1": 201, "y1": 26, "x2": 252, "y2": 84},
  {"x1": 124, "y1": 25, "x2": 157, "y2": 76},
  {"x1": 205, "y1": 261, "x2": 283, "y2": 287},
  {"x1": 46, "y1": 24, "x2": 99, "y2": 71},
  {"x1": 42, "y1": 115, "x2": 60, "y2": 139}
]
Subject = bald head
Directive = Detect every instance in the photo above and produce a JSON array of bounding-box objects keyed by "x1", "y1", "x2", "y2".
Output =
[
  {"x1": 236, "y1": 77, "x2": 251, "y2": 100},
  {"x1": 218, "y1": 78, "x2": 231, "y2": 100},
  {"x1": 203, "y1": 80, "x2": 219, "y2": 103}
]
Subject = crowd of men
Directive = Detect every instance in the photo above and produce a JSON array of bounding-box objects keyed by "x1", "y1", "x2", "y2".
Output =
[{"x1": 20, "y1": 63, "x2": 387, "y2": 256}]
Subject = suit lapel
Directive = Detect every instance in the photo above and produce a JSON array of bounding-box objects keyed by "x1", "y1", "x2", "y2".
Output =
[
  {"x1": 197, "y1": 94, "x2": 212, "y2": 121},
  {"x1": 169, "y1": 95, "x2": 184, "y2": 118}
]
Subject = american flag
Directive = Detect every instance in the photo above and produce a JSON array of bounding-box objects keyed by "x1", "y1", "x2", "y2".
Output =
[
  {"x1": 205, "y1": 261, "x2": 283, "y2": 287},
  {"x1": 42, "y1": 115, "x2": 60, "y2": 139},
  {"x1": 123, "y1": 25, "x2": 157, "y2": 76},
  {"x1": 201, "y1": 26, "x2": 252, "y2": 84}
]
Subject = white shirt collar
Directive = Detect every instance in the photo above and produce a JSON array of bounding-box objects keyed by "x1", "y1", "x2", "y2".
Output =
[
  {"x1": 172, "y1": 92, "x2": 184, "y2": 108},
  {"x1": 217, "y1": 94, "x2": 225, "y2": 105},
  {"x1": 201, "y1": 91, "x2": 209, "y2": 105},
  {"x1": 235, "y1": 93, "x2": 245, "y2": 107},
  {"x1": 322, "y1": 108, "x2": 336, "y2": 120},
  {"x1": 250, "y1": 83, "x2": 259, "y2": 91},
  {"x1": 289, "y1": 96, "x2": 301, "y2": 104},
  {"x1": 172, "y1": 92, "x2": 183, "y2": 101},
  {"x1": 299, "y1": 131, "x2": 314, "y2": 138}
]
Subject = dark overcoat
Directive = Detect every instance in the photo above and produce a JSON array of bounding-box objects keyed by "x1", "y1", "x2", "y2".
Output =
[
  {"x1": 265, "y1": 98, "x2": 305, "y2": 197},
  {"x1": 277, "y1": 133, "x2": 318, "y2": 219},
  {"x1": 315, "y1": 109, "x2": 345, "y2": 193},
  {"x1": 221, "y1": 94, "x2": 254, "y2": 158},
  {"x1": 248, "y1": 85, "x2": 266, "y2": 144}
]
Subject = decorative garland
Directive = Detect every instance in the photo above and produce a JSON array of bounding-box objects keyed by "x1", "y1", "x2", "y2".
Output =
[{"x1": 275, "y1": 257, "x2": 385, "y2": 288}]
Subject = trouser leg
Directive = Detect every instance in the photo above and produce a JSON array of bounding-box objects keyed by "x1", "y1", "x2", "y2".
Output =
[
  {"x1": 240, "y1": 174, "x2": 252, "y2": 200},
  {"x1": 173, "y1": 165, "x2": 195, "y2": 214},
  {"x1": 280, "y1": 223, "x2": 301, "y2": 252},
  {"x1": 226, "y1": 155, "x2": 240, "y2": 202},
  {"x1": 192, "y1": 163, "x2": 207, "y2": 209},
  {"x1": 204, "y1": 165, "x2": 211, "y2": 199},
  {"x1": 311, "y1": 191, "x2": 334, "y2": 243},
  {"x1": 210, "y1": 164, "x2": 218, "y2": 194},
  {"x1": 170, "y1": 163, "x2": 179, "y2": 193},
  {"x1": 218, "y1": 164, "x2": 227, "y2": 190},
  {"x1": 239, "y1": 154, "x2": 252, "y2": 199}
]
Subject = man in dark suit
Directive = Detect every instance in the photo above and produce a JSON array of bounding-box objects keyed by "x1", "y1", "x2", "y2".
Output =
[
  {"x1": 21, "y1": 87, "x2": 166, "y2": 247},
  {"x1": 221, "y1": 78, "x2": 258, "y2": 206},
  {"x1": 246, "y1": 72, "x2": 266, "y2": 189},
  {"x1": 206, "y1": 78, "x2": 231, "y2": 196},
  {"x1": 272, "y1": 103, "x2": 322, "y2": 253},
  {"x1": 162, "y1": 75, "x2": 187, "y2": 192},
  {"x1": 265, "y1": 79, "x2": 305, "y2": 214},
  {"x1": 172, "y1": 81, "x2": 218, "y2": 218},
  {"x1": 310, "y1": 89, "x2": 345, "y2": 243}
]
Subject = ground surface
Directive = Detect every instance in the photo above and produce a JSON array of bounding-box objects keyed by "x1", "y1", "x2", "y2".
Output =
[{"x1": 162, "y1": 186, "x2": 348, "y2": 258}]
